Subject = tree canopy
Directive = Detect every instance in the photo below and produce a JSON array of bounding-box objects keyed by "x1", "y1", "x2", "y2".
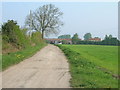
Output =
[
  {"x1": 25, "y1": 4, "x2": 63, "y2": 38},
  {"x1": 72, "y1": 33, "x2": 79, "y2": 44},
  {"x1": 84, "y1": 33, "x2": 92, "y2": 40}
]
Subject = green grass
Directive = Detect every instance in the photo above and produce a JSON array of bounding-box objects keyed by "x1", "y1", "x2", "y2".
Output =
[
  {"x1": 57, "y1": 45, "x2": 118, "y2": 88},
  {"x1": 2, "y1": 43, "x2": 46, "y2": 70},
  {"x1": 63, "y1": 45, "x2": 118, "y2": 75}
]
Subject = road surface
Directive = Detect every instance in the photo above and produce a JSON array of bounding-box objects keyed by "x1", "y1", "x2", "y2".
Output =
[{"x1": 2, "y1": 44, "x2": 71, "y2": 88}]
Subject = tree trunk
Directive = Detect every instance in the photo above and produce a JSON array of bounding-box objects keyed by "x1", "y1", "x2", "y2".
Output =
[{"x1": 42, "y1": 30, "x2": 44, "y2": 39}]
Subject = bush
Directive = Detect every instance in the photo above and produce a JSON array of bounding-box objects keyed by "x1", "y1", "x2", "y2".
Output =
[
  {"x1": 31, "y1": 32, "x2": 43, "y2": 45},
  {"x1": 2, "y1": 20, "x2": 45, "y2": 53}
]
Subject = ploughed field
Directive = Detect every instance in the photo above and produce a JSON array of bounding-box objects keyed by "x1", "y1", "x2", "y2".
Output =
[{"x1": 57, "y1": 45, "x2": 118, "y2": 88}]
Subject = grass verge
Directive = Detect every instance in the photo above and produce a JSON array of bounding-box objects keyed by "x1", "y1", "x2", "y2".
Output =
[
  {"x1": 57, "y1": 45, "x2": 118, "y2": 88},
  {"x1": 2, "y1": 43, "x2": 47, "y2": 71}
]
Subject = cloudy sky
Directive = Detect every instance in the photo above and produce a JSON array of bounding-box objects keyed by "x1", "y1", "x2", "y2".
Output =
[{"x1": 2, "y1": 1, "x2": 118, "y2": 39}]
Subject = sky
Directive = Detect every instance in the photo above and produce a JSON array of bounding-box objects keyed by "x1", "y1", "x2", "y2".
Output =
[{"x1": 1, "y1": 2, "x2": 118, "y2": 39}]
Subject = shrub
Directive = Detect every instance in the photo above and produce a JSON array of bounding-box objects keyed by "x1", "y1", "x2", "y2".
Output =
[{"x1": 2, "y1": 20, "x2": 45, "y2": 53}]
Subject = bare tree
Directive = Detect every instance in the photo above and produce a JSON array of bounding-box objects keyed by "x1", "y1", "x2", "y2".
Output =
[{"x1": 25, "y1": 4, "x2": 63, "y2": 38}]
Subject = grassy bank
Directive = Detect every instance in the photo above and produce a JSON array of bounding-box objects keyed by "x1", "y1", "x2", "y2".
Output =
[
  {"x1": 2, "y1": 43, "x2": 46, "y2": 70},
  {"x1": 57, "y1": 45, "x2": 118, "y2": 88},
  {"x1": 64, "y1": 45, "x2": 118, "y2": 75},
  {"x1": 2, "y1": 20, "x2": 47, "y2": 71}
]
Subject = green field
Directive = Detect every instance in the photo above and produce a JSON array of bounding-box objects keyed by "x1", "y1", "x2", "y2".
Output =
[{"x1": 57, "y1": 45, "x2": 118, "y2": 88}]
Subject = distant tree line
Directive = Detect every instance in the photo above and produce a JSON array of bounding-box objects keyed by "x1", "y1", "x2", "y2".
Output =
[
  {"x1": 58, "y1": 33, "x2": 120, "y2": 46},
  {"x1": 58, "y1": 34, "x2": 71, "y2": 39}
]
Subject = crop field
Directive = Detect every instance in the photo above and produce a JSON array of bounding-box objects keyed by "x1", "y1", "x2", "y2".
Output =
[{"x1": 57, "y1": 45, "x2": 118, "y2": 88}]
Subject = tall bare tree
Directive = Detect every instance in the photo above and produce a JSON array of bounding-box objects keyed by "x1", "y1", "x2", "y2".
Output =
[{"x1": 25, "y1": 4, "x2": 63, "y2": 38}]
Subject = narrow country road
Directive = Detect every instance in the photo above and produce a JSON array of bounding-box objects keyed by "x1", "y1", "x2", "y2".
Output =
[{"x1": 2, "y1": 44, "x2": 71, "y2": 88}]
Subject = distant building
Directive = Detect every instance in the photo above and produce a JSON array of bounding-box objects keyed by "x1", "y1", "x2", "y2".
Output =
[
  {"x1": 45, "y1": 38, "x2": 81, "y2": 44},
  {"x1": 88, "y1": 37, "x2": 101, "y2": 41},
  {"x1": 45, "y1": 38, "x2": 72, "y2": 44}
]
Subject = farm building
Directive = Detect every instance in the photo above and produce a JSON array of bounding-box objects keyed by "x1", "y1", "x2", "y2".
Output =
[
  {"x1": 88, "y1": 37, "x2": 101, "y2": 41},
  {"x1": 45, "y1": 38, "x2": 73, "y2": 44}
]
